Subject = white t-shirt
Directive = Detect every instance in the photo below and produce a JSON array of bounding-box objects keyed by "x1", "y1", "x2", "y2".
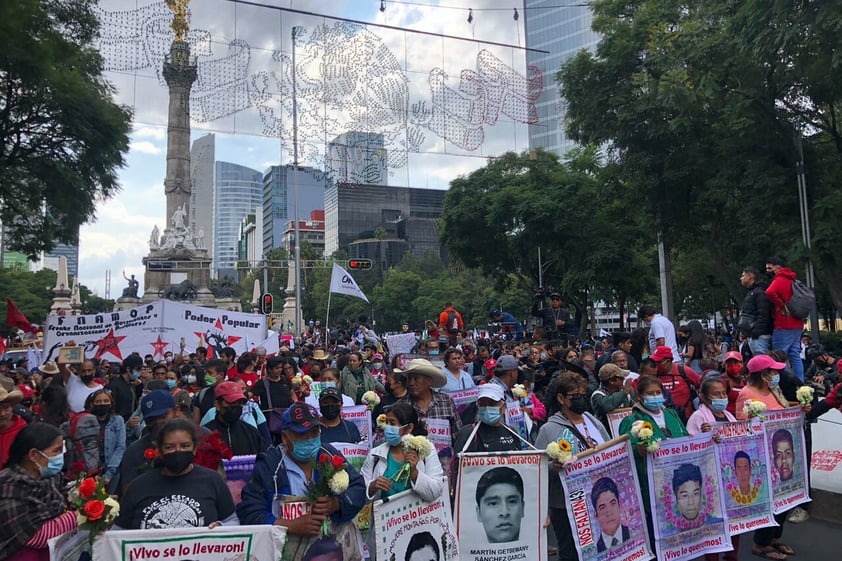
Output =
[
  {"x1": 66, "y1": 373, "x2": 103, "y2": 413},
  {"x1": 648, "y1": 314, "x2": 680, "y2": 361}
]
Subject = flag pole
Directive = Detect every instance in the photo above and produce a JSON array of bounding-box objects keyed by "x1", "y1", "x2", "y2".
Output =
[{"x1": 325, "y1": 289, "x2": 332, "y2": 347}]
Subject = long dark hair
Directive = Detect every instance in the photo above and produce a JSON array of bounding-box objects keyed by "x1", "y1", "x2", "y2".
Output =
[
  {"x1": 544, "y1": 371, "x2": 587, "y2": 416},
  {"x1": 388, "y1": 402, "x2": 427, "y2": 436},
  {"x1": 155, "y1": 418, "x2": 199, "y2": 450},
  {"x1": 687, "y1": 320, "x2": 705, "y2": 359},
  {"x1": 5, "y1": 423, "x2": 62, "y2": 468},
  {"x1": 38, "y1": 384, "x2": 70, "y2": 427}
]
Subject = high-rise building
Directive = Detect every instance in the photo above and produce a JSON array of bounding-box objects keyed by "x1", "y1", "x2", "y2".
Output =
[
  {"x1": 213, "y1": 162, "x2": 263, "y2": 278},
  {"x1": 237, "y1": 209, "x2": 263, "y2": 268},
  {"x1": 262, "y1": 165, "x2": 326, "y2": 255},
  {"x1": 327, "y1": 132, "x2": 387, "y2": 186},
  {"x1": 190, "y1": 133, "x2": 215, "y2": 260},
  {"x1": 323, "y1": 183, "x2": 445, "y2": 267},
  {"x1": 524, "y1": 1, "x2": 599, "y2": 156},
  {"x1": 45, "y1": 242, "x2": 80, "y2": 279}
]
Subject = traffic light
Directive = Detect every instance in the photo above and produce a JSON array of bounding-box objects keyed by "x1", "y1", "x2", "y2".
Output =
[
  {"x1": 348, "y1": 259, "x2": 372, "y2": 270},
  {"x1": 260, "y1": 293, "x2": 273, "y2": 315}
]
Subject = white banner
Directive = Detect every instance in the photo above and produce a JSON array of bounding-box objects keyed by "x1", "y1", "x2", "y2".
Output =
[
  {"x1": 560, "y1": 437, "x2": 654, "y2": 561},
  {"x1": 92, "y1": 525, "x2": 286, "y2": 561},
  {"x1": 373, "y1": 488, "x2": 458, "y2": 561},
  {"x1": 765, "y1": 408, "x2": 811, "y2": 513},
  {"x1": 49, "y1": 528, "x2": 89, "y2": 561},
  {"x1": 455, "y1": 451, "x2": 547, "y2": 561},
  {"x1": 385, "y1": 332, "x2": 418, "y2": 356},
  {"x1": 647, "y1": 434, "x2": 730, "y2": 561},
  {"x1": 811, "y1": 408, "x2": 842, "y2": 493},
  {"x1": 329, "y1": 263, "x2": 369, "y2": 302},
  {"x1": 341, "y1": 405, "x2": 373, "y2": 447},
  {"x1": 42, "y1": 301, "x2": 266, "y2": 362}
]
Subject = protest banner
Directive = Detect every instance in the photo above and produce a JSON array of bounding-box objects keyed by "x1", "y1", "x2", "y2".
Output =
[
  {"x1": 449, "y1": 387, "x2": 480, "y2": 415},
  {"x1": 373, "y1": 488, "x2": 458, "y2": 561},
  {"x1": 43, "y1": 301, "x2": 266, "y2": 362},
  {"x1": 606, "y1": 408, "x2": 633, "y2": 439},
  {"x1": 222, "y1": 454, "x2": 256, "y2": 504},
  {"x1": 455, "y1": 451, "x2": 547, "y2": 561},
  {"x1": 426, "y1": 417, "x2": 455, "y2": 475},
  {"x1": 385, "y1": 332, "x2": 418, "y2": 356},
  {"x1": 49, "y1": 528, "x2": 89, "y2": 561},
  {"x1": 342, "y1": 405, "x2": 373, "y2": 447},
  {"x1": 559, "y1": 436, "x2": 653, "y2": 561},
  {"x1": 506, "y1": 400, "x2": 531, "y2": 443},
  {"x1": 333, "y1": 442, "x2": 370, "y2": 472},
  {"x1": 810, "y1": 408, "x2": 842, "y2": 494},
  {"x1": 647, "y1": 433, "x2": 730, "y2": 561},
  {"x1": 764, "y1": 407, "x2": 810, "y2": 513},
  {"x1": 713, "y1": 418, "x2": 775, "y2": 535},
  {"x1": 92, "y1": 525, "x2": 286, "y2": 561}
]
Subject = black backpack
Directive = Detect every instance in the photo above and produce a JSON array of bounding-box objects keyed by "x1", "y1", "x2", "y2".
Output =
[
  {"x1": 447, "y1": 310, "x2": 459, "y2": 333},
  {"x1": 787, "y1": 279, "x2": 815, "y2": 319}
]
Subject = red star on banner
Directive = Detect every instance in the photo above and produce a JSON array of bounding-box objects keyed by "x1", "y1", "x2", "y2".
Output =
[
  {"x1": 150, "y1": 336, "x2": 169, "y2": 358},
  {"x1": 94, "y1": 328, "x2": 127, "y2": 361}
]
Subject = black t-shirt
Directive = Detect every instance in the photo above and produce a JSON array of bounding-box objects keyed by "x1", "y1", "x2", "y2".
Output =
[
  {"x1": 453, "y1": 422, "x2": 521, "y2": 454},
  {"x1": 252, "y1": 377, "x2": 293, "y2": 411},
  {"x1": 118, "y1": 433, "x2": 154, "y2": 496},
  {"x1": 320, "y1": 420, "x2": 362, "y2": 445},
  {"x1": 115, "y1": 465, "x2": 234, "y2": 529},
  {"x1": 106, "y1": 376, "x2": 136, "y2": 420},
  {"x1": 193, "y1": 384, "x2": 218, "y2": 418}
]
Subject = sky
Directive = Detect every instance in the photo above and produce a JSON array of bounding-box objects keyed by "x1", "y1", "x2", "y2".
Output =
[{"x1": 79, "y1": 0, "x2": 540, "y2": 296}]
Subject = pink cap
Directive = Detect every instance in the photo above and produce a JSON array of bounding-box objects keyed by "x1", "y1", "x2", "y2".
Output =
[{"x1": 746, "y1": 355, "x2": 786, "y2": 374}]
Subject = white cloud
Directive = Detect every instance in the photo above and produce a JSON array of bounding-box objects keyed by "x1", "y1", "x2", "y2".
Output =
[
  {"x1": 130, "y1": 140, "x2": 163, "y2": 155},
  {"x1": 133, "y1": 126, "x2": 166, "y2": 140}
]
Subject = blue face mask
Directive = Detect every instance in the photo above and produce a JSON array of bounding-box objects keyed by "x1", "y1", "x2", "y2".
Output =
[
  {"x1": 478, "y1": 406, "x2": 502, "y2": 426},
  {"x1": 769, "y1": 374, "x2": 780, "y2": 388},
  {"x1": 428, "y1": 349, "x2": 439, "y2": 356},
  {"x1": 710, "y1": 398, "x2": 729, "y2": 412},
  {"x1": 642, "y1": 395, "x2": 665, "y2": 412},
  {"x1": 38, "y1": 451, "x2": 64, "y2": 478},
  {"x1": 321, "y1": 382, "x2": 337, "y2": 390},
  {"x1": 291, "y1": 437, "x2": 321, "y2": 462},
  {"x1": 131, "y1": 370, "x2": 141, "y2": 381},
  {"x1": 166, "y1": 379, "x2": 177, "y2": 390},
  {"x1": 384, "y1": 425, "x2": 404, "y2": 446}
]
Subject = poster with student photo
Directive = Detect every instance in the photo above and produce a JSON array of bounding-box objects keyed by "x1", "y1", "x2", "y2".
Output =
[
  {"x1": 341, "y1": 405, "x2": 373, "y2": 447},
  {"x1": 647, "y1": 433, "x2": 730, "y2": 561},
  {"x1": 714, "y1": 418, "x2": 775, "y2": 535},
  {"x1": 373, "y1": 488, "x2": 458, "y2": 561},
  {"x1": 455, "y1": 451, "x2": 547, "y2": 561},
  {"x1": 560, "y1": 437, "x2": 653, "y2": 561},
  {"x1": 764, "y1": 408, "x2": 811, "y2": 513}
]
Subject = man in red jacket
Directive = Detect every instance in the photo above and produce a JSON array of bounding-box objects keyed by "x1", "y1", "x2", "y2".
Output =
[
  {"x1": 0, "y1": 385, "x2": 26, "y2": 468},
  {"x1": 765, "y1": 256, "x2": 805, "y2": 381}
]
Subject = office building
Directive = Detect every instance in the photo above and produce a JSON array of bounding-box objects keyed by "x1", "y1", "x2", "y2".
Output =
[
  {"x1": 323, "y1": 183, "x2": 445, "y2": 267},
  {"x1": 44, "y1": 242, "x2": 80, "y2": 279},
  {"x1": 280, "y1": 210, "x2": 325, "y2": 258},
  {"x1": 190, "y1": 133, "x2": 215, "y2": 260},
  {"x1": 262, "y1": 165, "x2": 326, "y2": 255},
  {"x1": 237, "y1": 210, "x2": 263, "y2": 270},
  {"x1": 213, "y1": 161, "x2": 263, "y2": 278},
  {"x1": 524, "y1": 1, "x2": 599, "y2": 156},
  {"x1": 327, "y1": 132, "x2": 388, "y2": 186}
]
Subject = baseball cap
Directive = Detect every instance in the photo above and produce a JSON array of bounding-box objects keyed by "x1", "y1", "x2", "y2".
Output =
[
  {"x1": 214, "y1": 381, "x2": 246, "y2": 404},
  {"x1": 649, "y1": 346, "x2": 674, "y2": 362},
  {"x1": 281, "y1": 403, "x2": 321, "y2": 433},
  {"x1": 496, "y1": 355, "x2": 519, "y2": 371},
  {"x1": 319, "y1": 387, "x2": 342, "y2": 402},
  {"x1": 598, "y1": 363, "x2": 629, "y2": 382},
  {"x1": 477, "y1": 383, "x2": 505, "y2": 402},
  {"x1": 724, "y1": 351, "x2": 743, "y2": 363},
  {"x1": 141, "y1": 389, "x2": 176, "y2": 419},
  {"x1": 746, "y1": 355, "x2": 786, "y2": 374}
]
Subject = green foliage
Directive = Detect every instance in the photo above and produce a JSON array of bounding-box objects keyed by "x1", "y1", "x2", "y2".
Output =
[
  {"x1": 0, "y1": 0, "x2": 132, "y2": 257},
  {"x1": 0, "y1": 268, "x2": 57, "y2": 334}
]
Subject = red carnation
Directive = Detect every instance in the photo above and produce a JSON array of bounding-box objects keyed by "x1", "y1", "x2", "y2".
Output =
[
  {"x1": 319, "y1": 453, "x2": 330, "y2": 465},
  {"x1": 78, "y1": 477, "x2": 97, "y2": 498},
  {"x1": 331, "y1": 455, "x2": 344, "y2": 469},
  {"x1": 83, "y1": 499, "x2": 106, "y2": 521},
  {"x1": 144, "y1": 448, "x2": 159, "y2": 461}
]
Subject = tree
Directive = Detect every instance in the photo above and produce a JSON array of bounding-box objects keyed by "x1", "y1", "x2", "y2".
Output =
[
  {"x1": 0, "y1": 0, "x2": 131, "y2": 257},
  {"x1": 0, "y1": 267, "x2": 56, "y2": 335}
]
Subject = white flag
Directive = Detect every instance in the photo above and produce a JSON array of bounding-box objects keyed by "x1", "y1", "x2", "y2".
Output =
[{"x1": 329, "y1": 263, "x2": 369, "y2": 303}]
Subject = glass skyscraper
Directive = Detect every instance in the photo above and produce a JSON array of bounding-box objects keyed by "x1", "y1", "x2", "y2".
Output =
[
  {"x1": 261, "y1": 165, "x2": 326, "y2": 256},
  {"x1": 524, "y1": 0, "x2": 599, "y2": 156},
  {"x1": 213, "y1": 161, "x2": 263, "y2": 277}
]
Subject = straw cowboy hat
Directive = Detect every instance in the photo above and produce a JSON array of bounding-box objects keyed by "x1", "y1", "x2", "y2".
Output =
[
  {"x1": 38, "y1": 361, "x2": 60, "y2": 375},
  {"x1": 312, "y1": 349, "x2": 330, "y2": 361},
  {"x1": 395, "y1": 358, "x2": 447, "y2": 388},
  {"x1": 0, "y1": 385, "x2": 24, "y2": 405}
]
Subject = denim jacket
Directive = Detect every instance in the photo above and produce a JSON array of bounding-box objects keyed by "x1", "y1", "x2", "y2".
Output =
[{"x1": 102, "y1": 414, "x2": 127, "y2": 480}]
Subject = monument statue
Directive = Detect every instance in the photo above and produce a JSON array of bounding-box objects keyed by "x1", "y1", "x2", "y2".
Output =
[
  {"x1": 166, "y1": 0, "x2": 189, "y2": 43},
  {"x1": 122, "y1": 272, "x2": 139, "y2": 298},
  {"x1": 149, "y1": 225, "x2": 160, "y2": 249}
]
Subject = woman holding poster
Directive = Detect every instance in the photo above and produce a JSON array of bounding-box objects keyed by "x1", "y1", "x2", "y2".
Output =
[
  {"x1": 735, "y1": 355, "x2": 810, "y2": 560},
  {"x1": 686, "y1": 376, "x2": 739, "y2": 561},
  {"x1": 536, "y1": 372, "x2": 610, "y2": 561},
  {"x1": 618, "y1": 375, "x2": 688, "y2": 546},
  {"x1": 361, "y1": 403, "x2": 444, "y2": 502}
]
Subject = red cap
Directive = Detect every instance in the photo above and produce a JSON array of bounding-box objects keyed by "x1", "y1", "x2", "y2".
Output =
[
  {"x1": 214, "y1": 381, "x2": 246, "y2": 404},
  {"x1": 650, "y1": 346, "x2": 674, "y2": 362},
  {"x1": 724, "y1": 351, "x2": 743, "y2": 363},
  {"x1": 17, "y1": 384, "x2": 36, "y2": 400}
]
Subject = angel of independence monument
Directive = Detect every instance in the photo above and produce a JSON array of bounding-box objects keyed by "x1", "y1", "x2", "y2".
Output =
[{"x1": 116, "y1": 0, "x2": 237, "y2": 311}]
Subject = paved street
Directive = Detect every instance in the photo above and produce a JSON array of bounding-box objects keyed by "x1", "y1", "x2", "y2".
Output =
[{"x1": 731, "y1": 517, "x2": 842, "y2": 560}]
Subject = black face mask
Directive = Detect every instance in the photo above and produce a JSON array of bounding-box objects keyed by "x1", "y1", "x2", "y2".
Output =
[
  {"x1": 160, "y1": 451, "x2": 194, "y2": 474},
  {"x1": 320, "y1": 404, "x2": 341, "y2": 420},
  {"x1": 569, "y1": 397, "x2": 589, "y2": 415},
  {"x1": 92, "y1": 405, "x2": 111, "y2": 417},
  {"x1": 80, "y1": 375, "x2": 95, "y2": 385},
  {"x1": 384, "y1": 382, "x2": 392, "y2": 395},
  {"x1": 221, "y1": 406, "x2": 243, "y2": 424}
]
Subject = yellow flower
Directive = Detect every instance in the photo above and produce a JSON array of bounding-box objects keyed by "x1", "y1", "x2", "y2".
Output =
[
  {"x1": 547, "y1": 439, "x2": 573, "y2": 462},
  {"x1": 328, "y1": 469, "x2": 350, "y2": 494},
  {"x1": 558, "y1": 439, "x2": 572, "y2": 453},
  {"x1": 638, "y1": 427, "x2": 654, "y2": 440}
]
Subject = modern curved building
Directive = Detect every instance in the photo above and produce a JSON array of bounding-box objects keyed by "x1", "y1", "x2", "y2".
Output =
[{"x1": 213, "y1": 161, "x2": 263, "y2": 278}]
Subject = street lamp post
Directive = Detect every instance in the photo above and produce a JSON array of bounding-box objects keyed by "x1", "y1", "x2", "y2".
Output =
[{"x1": 291, "y1": 26, "x2": 303, "y2": 338}]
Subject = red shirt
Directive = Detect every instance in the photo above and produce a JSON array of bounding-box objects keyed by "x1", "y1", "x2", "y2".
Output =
[
  {"x1": 658, "y1": 364, "x2": 701, "y2": 418},
  {"x1": 0, "y1": 415, "x2": 27, "y2": 468},
  {"x1": 765, "y1": 268, "x2": 805, "y2": 330}
]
